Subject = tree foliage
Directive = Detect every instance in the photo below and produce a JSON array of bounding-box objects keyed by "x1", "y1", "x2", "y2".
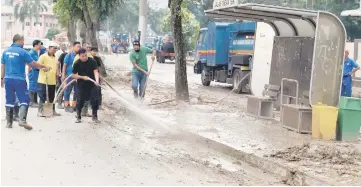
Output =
[
  {"x1": 53, "y1": 0, "x2": 124, "y2": 47},
  {"x1": 45, "y1": 28, "x2": 60, "y2": 40},
  {"x1": 161, "y1": 2, "x2": 200, "y2": 51}
]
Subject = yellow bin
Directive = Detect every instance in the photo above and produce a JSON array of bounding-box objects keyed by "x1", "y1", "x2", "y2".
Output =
[{"x1": 312, "y1": 103, "x2": 339, "y2": 140}]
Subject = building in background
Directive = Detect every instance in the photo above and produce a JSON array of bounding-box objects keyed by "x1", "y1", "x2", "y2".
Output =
[{"x1": 1, "y1": 0, "x2": 60, "y2": 47}]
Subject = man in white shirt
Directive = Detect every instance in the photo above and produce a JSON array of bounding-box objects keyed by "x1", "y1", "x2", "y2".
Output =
[{"x1": 55, "y1": 44, "x2": 66, "y2": 60}]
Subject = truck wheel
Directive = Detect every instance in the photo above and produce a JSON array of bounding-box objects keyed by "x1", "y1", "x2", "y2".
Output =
[
  {"x1": 233, "y1": 69, "x2": 242, "y2": 94},
  {"x1": 201, "y1": 69, "x2": 211, "y2": 86}
]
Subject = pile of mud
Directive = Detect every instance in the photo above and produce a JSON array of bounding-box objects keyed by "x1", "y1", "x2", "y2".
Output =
[
  {"x1": 105, "y1": 67, "x2": 132, "y2": 83},
  {"x1": 270, "y1": 142, "x2": 361, "y2": 165}
]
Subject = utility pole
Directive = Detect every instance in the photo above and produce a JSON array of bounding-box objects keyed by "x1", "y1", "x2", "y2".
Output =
[{"x1": 138, "y1": 0, "x2": 148, "y2": 45}]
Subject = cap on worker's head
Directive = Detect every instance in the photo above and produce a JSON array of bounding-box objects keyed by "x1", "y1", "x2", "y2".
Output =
[
  {"x1": 133, "y1": 40, "x2": 140, "y2": 46},
  {"x1": 78, "y1": 48, "x2": 87, "y2": 54}
]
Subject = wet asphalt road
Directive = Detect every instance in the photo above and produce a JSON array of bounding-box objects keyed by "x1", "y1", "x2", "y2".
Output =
[{"x1": 0, "y1": 54, "x2": 282, "y2": 185}]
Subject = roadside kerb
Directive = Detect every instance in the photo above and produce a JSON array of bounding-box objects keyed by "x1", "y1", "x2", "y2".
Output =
[{"x1": 101, "y1": 85, "x2": 332, "y2": 186}]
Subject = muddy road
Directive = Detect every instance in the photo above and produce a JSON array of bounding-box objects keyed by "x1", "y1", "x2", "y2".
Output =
[
  {"x1": 0, "y1": 54, "x2": 283, "y2": 185},
  {"x1": 102, "y1": 54, "x2": 361, "y2": 185}
]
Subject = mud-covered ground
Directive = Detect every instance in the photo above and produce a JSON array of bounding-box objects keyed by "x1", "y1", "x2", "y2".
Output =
[
  {"x1": 103, "y1": 54, "x2": 361, "y2": 185},
  {"x1": 0, "y1": 58, "x2": 287, "y2": 185}
]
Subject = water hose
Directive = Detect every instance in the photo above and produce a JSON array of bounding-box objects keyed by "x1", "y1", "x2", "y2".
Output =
[{"x1": 54, "y1": 76, "x2": 102, "y2": 102}]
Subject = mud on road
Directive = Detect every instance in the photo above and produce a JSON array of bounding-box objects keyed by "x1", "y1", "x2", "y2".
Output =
[
  {"x1": 1, "y1": 68, "x2": 282, "y2": 185},
  {"x1": 103, "y1": 54, "x2": 361, "y2": 185}
]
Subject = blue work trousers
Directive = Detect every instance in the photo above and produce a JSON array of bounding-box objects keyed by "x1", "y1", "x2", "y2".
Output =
[
  {"x1": 28, "y1": 70, "x2": 39, "y2": 93},
  {"x1": 4, "y1": 78, "x2": 30, "y2": 108},
  {"x1": 131, "y1": 72, "x2": 147, "y2": 97},
  {"x1": 63, "y1": 78, "x2": 78, "y2": 101},
  {"x1": 341, "y1": 75, "x2": 352, "y2": 97}
]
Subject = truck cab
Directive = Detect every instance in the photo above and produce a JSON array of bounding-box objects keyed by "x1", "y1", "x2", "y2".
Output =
[
  {"x1": 193, "y1": 22, "x2": 255, "y2": 93},
  {"x1": 155, "y1": 34, "x2": 175, "y2": 64}
]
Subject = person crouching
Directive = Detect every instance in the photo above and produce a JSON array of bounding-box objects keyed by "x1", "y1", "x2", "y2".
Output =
[
  {"x1": 37, "y1": 46, "x2": 61, "y2": 117},
  {"x1": 72, "y1": 48, "x2": 100, "y2": 123}
]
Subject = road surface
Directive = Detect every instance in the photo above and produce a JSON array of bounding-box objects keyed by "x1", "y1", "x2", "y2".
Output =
[{"x1": 1, "y1": 54, "x2": 283, "y2": 185}]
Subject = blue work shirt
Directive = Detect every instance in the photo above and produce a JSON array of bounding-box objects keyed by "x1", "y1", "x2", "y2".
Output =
[
  {"x1": 40, "y1": 46, "x2": 46, "y2": 56},
  {"x1": 343, "y1": 57, "x2": 359, "y2": 77},
  {"x1": 28, "y1": 49, "x2": 39, "y2": 70},
  {"x1": 64, "y1": 52, "x2": 76, "y2": 76},
  {"x1": 1, "y1": 44, "x2": 34, "y2": 80}
]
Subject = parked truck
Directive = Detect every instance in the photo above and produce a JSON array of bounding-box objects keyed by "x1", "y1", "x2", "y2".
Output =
[
  {"x1": 155, "y1": 34, "x2": 175, "y2": 64},
  {"x1": 193, "y1": 22, "x2": 255, "y2": 93}
]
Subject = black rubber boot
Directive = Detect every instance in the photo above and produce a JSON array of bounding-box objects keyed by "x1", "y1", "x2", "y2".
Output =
[
  {"x1": 6, "y1": 107, "x2": 14, "y2": 128},
  {"x1": 18, "y1": 105, "x2": 32, "y2": 130},
  {"x1": 53, "y1": 104, "x2": 61, "y2": 116},
  {"x1": 92, "y1": 109, "x2": 100, "y2": 123},
  {"x1": 75, "y1": 110, "x2": 82, "y2": 123},
  {"x1": 13, "y1": 105, "x2": 20, "y2": 121}
]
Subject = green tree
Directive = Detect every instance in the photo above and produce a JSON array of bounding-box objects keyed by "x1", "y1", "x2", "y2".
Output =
[
  {"x1": 53, "y1": 0, "x2": 124, "y2": 47},
  {"x1": 185, "y1": 0, "x2": 214, "y2": 27},
  {"x1": 161, "y1": 3, "x2": 200, "y2": 51},
  {"x1": 45, "y1": 28, "x2": 60, "y2": 40},
  {"x1": 52, "y1": 0, "x2": 82, "y2": 42},
  {"x1": 11, "y1": 0, "x2": 48, "y2": 33},
  {"x1": 148, "y1": 7, "x2": 169, "y2": 34}
]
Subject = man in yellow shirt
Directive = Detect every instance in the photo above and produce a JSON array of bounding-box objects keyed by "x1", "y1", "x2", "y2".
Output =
[{"x1": 37, "y1": 46, "x2": 61, "y2": 117}]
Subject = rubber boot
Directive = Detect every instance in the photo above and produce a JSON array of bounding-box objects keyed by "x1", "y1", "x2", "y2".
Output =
[
  {"x1": 18, "y1": 105, "x2": 32, "y2": 130},
  {"x1": 13, "y1": 105, "x2": 20, "y2": 121},
  {"x1": 92, "y1": 109, "x2": 100, "y2": 123},
  {"x1": 6, "y1": 107, "x2": 14, "y2": 128},
  {"x1": 37, "y1": 102, "x2": 45, "y2": 117},
  {"x1": 53, "y1": 104, "x2": 61, "y2": 116},
  {"x1": 75, "y1": 109, "x2": 82, "y2": 123}
]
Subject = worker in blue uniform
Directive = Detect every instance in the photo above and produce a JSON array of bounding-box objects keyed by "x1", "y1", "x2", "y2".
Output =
[
  {"x1": 27, "y1": 40, "x2": 42, "y2": 107},
  {"x1": 341, "y1": 50, "x2": 360, "y2": 97},
  {"x1": 1, "y1": 34, "x2": 51, "y2": 130},
  {"x1": 40, "y1": 42, "x2": 46, "y2": 55}
]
